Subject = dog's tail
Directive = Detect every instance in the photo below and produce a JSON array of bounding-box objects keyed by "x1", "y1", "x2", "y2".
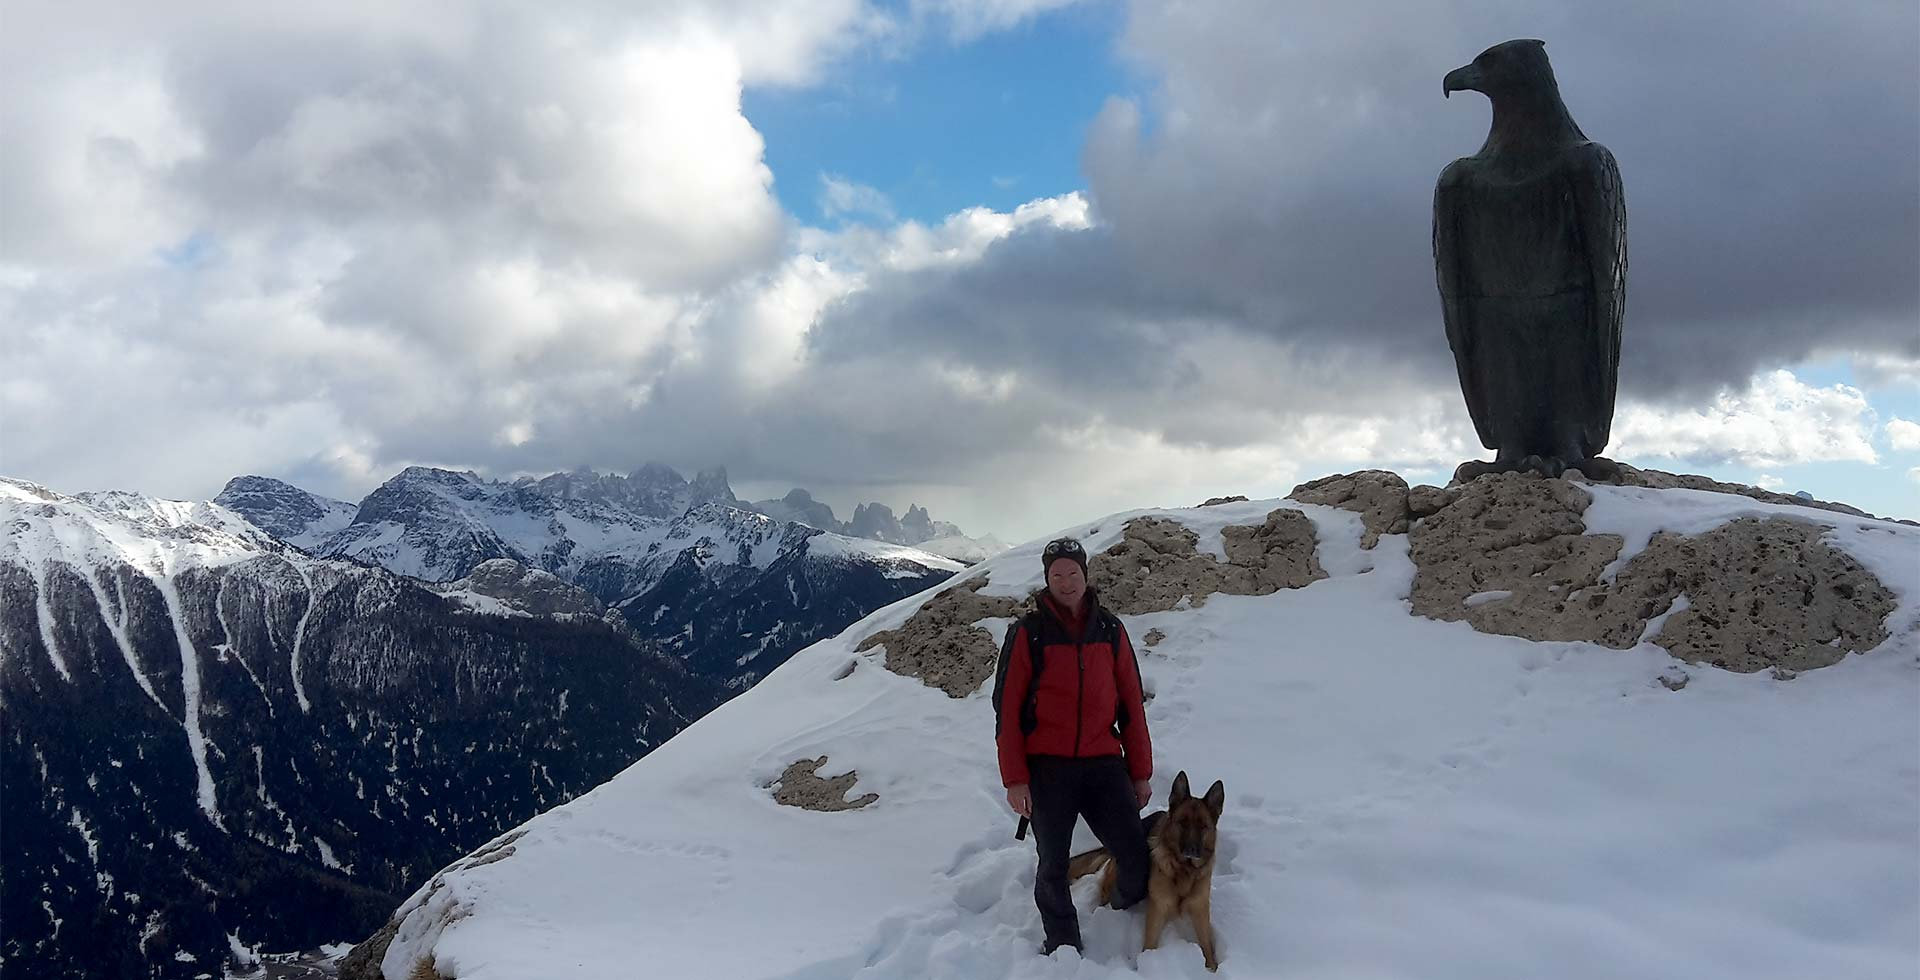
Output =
[{"x1": 1066, "y1": 846, "x2": 1111, "y2": 882}]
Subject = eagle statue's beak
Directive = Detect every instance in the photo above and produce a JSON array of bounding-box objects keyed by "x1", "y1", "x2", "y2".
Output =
[{"x1": 1443, "y1": 64, "x2": 1481, "y2": 99}]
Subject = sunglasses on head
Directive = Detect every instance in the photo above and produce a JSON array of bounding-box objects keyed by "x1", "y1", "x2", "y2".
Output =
[{"x1": 1043, "y1": 538, "x2": 1085, "y2": 561}]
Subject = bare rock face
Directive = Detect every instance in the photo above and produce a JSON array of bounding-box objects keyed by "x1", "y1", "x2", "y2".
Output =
[
  {"x1": 1627, "y1": 518, "x2": 1895, "y2": 672},
  {"x1": 769, "y1": 757, "x2": 878, "y2": 811},
  {"x1": 854, "y1": 578, "x2": 1025, "y2": 697},
  {"x1": 444, "y1": 557, "x2": 606, "y2": 617},
  {"x1": 1091, "y1": 512, "x2": 1325, "y2": 614},
  {"x1": 1407, "y1": 484, "x2": 1458, "y2": 519},
  {"x1": 1410, "y1": 472, "x2": 1898, "y2": 672},
  {"x1": 340, "y1": 830, "x2": 528, "y2": 980},
  {"x1": 1410, "y1": 473, "x2": 1618, "y2": 639},
  {"x1": 1287, "y1": 470, "x2": 1411, "y2": 549},
  {"x1": 1199, "y1": 495, "x2": 1250, "y2": 507},
  {"x1": 861, "y1": 509, "x2": 1325, "y2": 695}
]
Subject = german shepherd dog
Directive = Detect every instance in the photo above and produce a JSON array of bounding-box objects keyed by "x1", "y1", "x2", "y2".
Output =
[{"x1": 1067, "y1": 771, "x2": 1225, "y2": 971}]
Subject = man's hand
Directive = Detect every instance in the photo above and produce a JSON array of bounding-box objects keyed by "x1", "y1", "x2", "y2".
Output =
[
  {"x1": 1133, "y1": 779, "x2": 1151, "y2": 809},
  {"x1": 1006, "y1": 783, "x2": 1032, "y2": 818}
]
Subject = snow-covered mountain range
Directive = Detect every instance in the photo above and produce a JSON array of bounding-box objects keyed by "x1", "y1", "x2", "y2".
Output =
[
  {"x1": 341, "y1": 470, "x2": 1918, "y2": 980},
  {"x1": 0, "y1": 464, "x2": 967, "y2": 979},
  {"x1": 0, "y1": 477, "x2": 726, "y2": 979},
  {"x1": 215, "y1": 464, "x2": 968, "y2": 690},
  {"x1": 752, "y1": 489, "x2": 1009, "y2": 562}
]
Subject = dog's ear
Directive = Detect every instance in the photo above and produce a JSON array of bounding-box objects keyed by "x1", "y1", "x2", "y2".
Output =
[
  {"x1": 1170, "y1": 771, "x2": 1191, "y2": 805},
  {"x1": 1203, "y1": 780, "x2": 1225, "y2": 819}
]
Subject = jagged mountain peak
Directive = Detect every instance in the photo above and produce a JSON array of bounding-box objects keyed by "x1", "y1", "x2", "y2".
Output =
[
  {"x1": 628, "y1": 461, "x2": 688, "y2": 487},
  {"x1": 689, "y1": 467, "x2": 738, "y2": 505},
  {"x1": 215, "y1": 475, "x2": 357, "y2": 550}
]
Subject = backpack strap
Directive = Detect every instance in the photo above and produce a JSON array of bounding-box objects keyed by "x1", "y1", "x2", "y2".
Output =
[
  {"x1": 1018, "y1": 611, "x2": 1047, "y2": 735},
  {"x1": 1101, "y1": 610, "x2": 1138, "y2": 735},
  {"x1": 991, "y1": 610, "x2": 1049, "y2": 737}
]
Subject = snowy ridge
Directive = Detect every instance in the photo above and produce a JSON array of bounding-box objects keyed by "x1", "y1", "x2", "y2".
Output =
[
  {"x1": 309, "y1": 467, "x2": 960, "y2": 597},
  {"x1": 372, "y1": 484, "x2": 1919, "y2": 979},
  {"x1": 1, "y1": 478, "x2": 288, "y2": 576},
  {"x1": 0, "y1": 477, "x2": 309, "y2": 833},
  {"x1": 803, "y1": 530, "x2": 968, "y2": 574},
  {"x1": 911, "y1": 532, "x2": 1011, "y2": 565},
  {"x1": 1, "y1": 476, "x2": 295, "y2": 713}
]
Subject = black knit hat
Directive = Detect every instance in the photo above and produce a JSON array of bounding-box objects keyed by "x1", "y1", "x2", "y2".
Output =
[{"x1": 1041, "y1": 537, "x2": 1088, "y2": 576}]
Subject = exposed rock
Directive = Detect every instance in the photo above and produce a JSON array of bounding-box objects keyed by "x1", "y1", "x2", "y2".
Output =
[
  {"x1": 1410, "y1": 472, "x2": 1898, "y2": 673},
  {"x1": 341, "y1": 831, "x2": 526, "y2": 980},
  {"x1": 1633, "y1": 519, "x2": 1894, "y2": 672},
  {"x1": 1199, "y1": 495, "x2": 1249, "y2": 507},
  {"x1": 901, "y1": 504, "x2": 936, "y2": 542},
  {"x1": 1091, "y1": 511, "x2": 1325, "y2": 614},
  {"x1": 861, "y1": 509, "x2": 1325, "y2": 695},
  {"x1": 770, "y1": 757, "x2": 878, "y2": 811},
  {"x1": 1143, "y1": 628, "x2": 1168, "y2": 648},
  {"x1": 443, "y1": 558, "x2": 605, "y2": 617},
  {"x1": 688, "y1": 466, "x2": 739, "y2": 507},
  {"x1": 1656, "y1": 666, "x2": 1690, "y2": 691},
  {"x1": 1407, "y1": 484, "x2": 1458, "y2": 519},
  {"x1": 337, "y1": 919, "x2": 398, "y2": 980},
  {"x1": 849, "y1": 502, "x2": 906, "y2": 544},
  {"x1": 1410, "y1": 473, "x2": 1611, "y2": 637},
  {"x1": 855, "y1": 578, "x2": 1024, "y2": 697},
  {"x1": 1287, "y1": 470, "x2": 1411, "y2": 549}
]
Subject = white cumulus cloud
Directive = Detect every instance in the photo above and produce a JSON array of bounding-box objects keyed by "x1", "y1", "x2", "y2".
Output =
[
  {"x1": 1886, "y1": 418, "x2": 1920, "y2": 452},
  {"x1": 1610, "y1": 370, "x2": 1879, "y2": 469}
]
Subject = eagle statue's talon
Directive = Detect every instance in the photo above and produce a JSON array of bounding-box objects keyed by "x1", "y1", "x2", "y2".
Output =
[{"x1": 1517, "y1": 454, "x2": 1560, "y2": 478}]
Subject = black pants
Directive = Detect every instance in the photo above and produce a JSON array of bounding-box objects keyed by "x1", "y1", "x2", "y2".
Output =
[{"x1": 1028, "y1": 754, "x2": 1150, "y2": 950}]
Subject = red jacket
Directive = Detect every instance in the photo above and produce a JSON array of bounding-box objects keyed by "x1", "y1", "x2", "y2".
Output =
[{"x1": 993, "y1": 591, "x2": 1152, "y2": 787}]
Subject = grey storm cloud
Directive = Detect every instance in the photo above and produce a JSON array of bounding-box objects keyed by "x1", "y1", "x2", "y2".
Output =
[{"x1": 811, "y1": 0, "x2": 1920, "y2": 402}]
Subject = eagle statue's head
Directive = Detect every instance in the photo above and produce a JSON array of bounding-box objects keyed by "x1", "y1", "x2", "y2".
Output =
[{"x1": 1444, "y1": 38, "x2": 1554, "y2": 100}]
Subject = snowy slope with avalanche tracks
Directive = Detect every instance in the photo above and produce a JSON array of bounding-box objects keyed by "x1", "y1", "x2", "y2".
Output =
[{"x1": 369, "y1": 489, "x2": 1919, "y2": 980}]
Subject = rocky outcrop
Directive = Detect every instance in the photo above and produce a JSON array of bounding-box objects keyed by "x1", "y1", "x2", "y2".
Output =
[
  {"x1": 854, "y1": 578, "x2": 1023, "y2": 697},
  {"x1": 769, "y1": 757, "x2": 878, "y2": 811},
  {"x1": 848, "y1": 502, "x2": 906, "y2": 544},
  {"x1": 859, "y1": 509, "x2": 1327, "y2": 698},
  {"x1": 1407, "y1": 484, "x2": 1458, "y2": 519},
  {"x1": 443, "y1": 558, "x2": 605, "y2": 617},
  {"x1": 1409, "y1": 472, "x2": 1898, "y2": 672},
  {"x1": 1287, "y1": 470, "x2": 1410, "y2": 549},
  {"x1": 339, "y1": 830, "x2": 528, "y2": 980},
  {"x1": 1615, "y1": 518, "x2": 1894, "y2": 672},
  {"x1": 1090, "y1": 511, "x2": 1325, "y2": 614}
]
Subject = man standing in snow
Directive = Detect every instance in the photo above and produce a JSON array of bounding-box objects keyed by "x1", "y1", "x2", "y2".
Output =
[{"x1": 992, "y1": 536, "x2": 1155, "y2": 956}]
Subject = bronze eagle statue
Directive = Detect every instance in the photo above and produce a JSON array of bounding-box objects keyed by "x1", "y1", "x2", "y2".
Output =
[{"x1": 1435, "y1": 39, "x2": 1626, "y2": 482}]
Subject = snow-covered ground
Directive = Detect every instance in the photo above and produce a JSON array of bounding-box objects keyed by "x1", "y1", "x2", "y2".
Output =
[{"x1": 378, "y1": 490, "x2": 1919, "y2": 980}]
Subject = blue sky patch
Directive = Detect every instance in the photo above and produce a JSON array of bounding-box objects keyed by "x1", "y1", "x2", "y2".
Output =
[{"x1": 744, "y1": 2, "x2": 1133, "y2": 228}]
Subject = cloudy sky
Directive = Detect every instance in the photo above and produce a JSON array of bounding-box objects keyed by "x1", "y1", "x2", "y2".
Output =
[{"x1": 3, "y1": 0, "x2": 1916, "y2": 541}]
